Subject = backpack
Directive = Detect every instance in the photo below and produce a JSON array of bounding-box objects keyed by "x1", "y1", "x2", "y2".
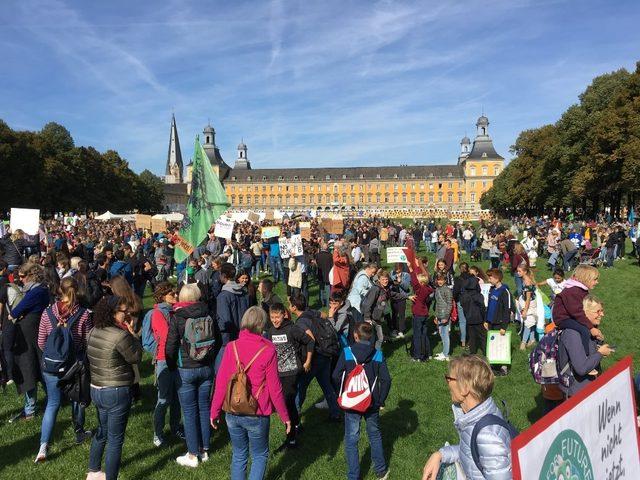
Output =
[
  {"x1": 110, "y1": 261, "x2": 128, "y2": 279},
  {"x1": 222, "y1": 342, "x2": 267, "y2": 415},
  {"x1": 57, "y1": 359, "x2": 91, "y2": 407},
  {"x1": 182, "y1": 314, "x2": 216, "y2": 361},
  {"x1": 528, "y1": 327, "x2": 571, "y2": 386},
  {"x1": 42, "y1": 307, "x2": 85, "y2": 375},
  {"x1": 142, "y1": 306, "x2": 171, "y2": 355},
  {"x1": 337, "y1": 347, "x2": 378, "y2": 413},
  {"x1": 7, "y1": 284, "x2": 24, "y2": 322},
  {"x1": 470, "y1": 412, "x2": 519, "y2": 474},
  {"x1": 313, "y1": 313, "x2": 340, "y2": 357}
]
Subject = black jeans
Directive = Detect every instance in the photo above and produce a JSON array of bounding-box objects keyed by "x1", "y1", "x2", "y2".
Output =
[
  {"x1": 468, "y1": 324, "x2": 487, "y2": 355},
  {"x1": 280, "y1": 374, "x2": 300, "y2": 440},
  {"x1": 390, "y1": 299, "x2": 407, "y2": 333}
]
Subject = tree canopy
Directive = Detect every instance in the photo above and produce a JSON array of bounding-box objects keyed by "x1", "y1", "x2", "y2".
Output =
[
  {"x1": 481, "y1": 62, "x2": 640, "y2": 216},
  {"x1": 0, "y1": 120, "x2": 164, "y2": 214}
]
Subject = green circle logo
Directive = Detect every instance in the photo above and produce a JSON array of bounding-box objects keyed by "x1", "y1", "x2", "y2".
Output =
[{"x1": 538, "y1": 429, "x2": 594, "y2": 480}]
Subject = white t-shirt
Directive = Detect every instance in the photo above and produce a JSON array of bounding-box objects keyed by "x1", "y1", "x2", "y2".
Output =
[
  {"x1": 431, "y1": 231, "x2": 439, "y2": 243},
  {"x1": 462, "y1": 229, "x2": 473, "y2": 240},
  {"x1": 546, "y1": 278, "x2": 566, "y2": 295}
]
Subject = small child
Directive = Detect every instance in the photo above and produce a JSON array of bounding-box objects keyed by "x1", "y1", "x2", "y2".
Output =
[
  {"x1": 433, "y1": 273, "x2": 453, "y2": 361},
  {"x1": 485, "y1": 269, "x2": 514, "y2": 376},
  {"x1": 265, "y1": 303, "x2": 314, "y2": 448},
  {"x1": 332, "y1": 322, "x2": 391, "y2": 480},
  {"x1": 537, "y1": 268, "x2": 566, "y2": 301}
]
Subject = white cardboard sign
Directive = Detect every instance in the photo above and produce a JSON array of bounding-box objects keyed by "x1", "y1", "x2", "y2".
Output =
[
  {"x1": 512, "y1": 356, "x2": 640, "y2": 480},
  {"x1": 386, "y1": 247, "x2": 408, "y2": 264},
  {"x1": 290, "y1": 234, "x2": 304, "y2": 256},
  {"x1": 10, "y1": 208, "x2": 40, "y2": 236},
  {"x1": 213, "y1": 219, "x2": 235, "y2": 240}
]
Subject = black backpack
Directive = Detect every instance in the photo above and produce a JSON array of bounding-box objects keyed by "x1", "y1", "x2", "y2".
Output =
[{"x1": 313, "y1": 313, "x2": 340, "y2": 357}]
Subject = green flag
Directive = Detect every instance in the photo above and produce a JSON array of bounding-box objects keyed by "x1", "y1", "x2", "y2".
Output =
[{"x1": 174, "y1": 136, "x2": 230, "y2": 264}]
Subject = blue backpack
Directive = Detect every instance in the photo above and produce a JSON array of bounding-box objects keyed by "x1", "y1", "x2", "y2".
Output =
[
  {"x1": 470, "y1": 411, "x2": 519, "y2": 474},
  {"x1": 142, "y1": 305, "x2": 171, "y2": 355},
  {"x1": 42, "y1": 307, "x2": 85, "y2": 375}
]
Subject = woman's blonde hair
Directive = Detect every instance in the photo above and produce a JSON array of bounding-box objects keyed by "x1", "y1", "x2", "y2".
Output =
[
  {"x1": 19, "y1": 262, "x2": 44, "y2": 282},
  {"x1": 70, "y1": 256, "x2": 82, "y2": 270},
  {"x1": 583, "y1": 294, "x2": 603, "y2": 314},
  {"x1": 572, "y1": 264, "x2": 599, "y2": 287},
  {"x1": 240, "y1": 306, "x2": 267, "y2": 334},
  {"x1": 179, "y1": 283, "x2": 201, "y2": 303},
  {"x1": 11, "y1": 229, "x2": 24, "y2": 242},
  {"x1": 59, "y1": 277, "x2": 79, "y2": 309},
  {"x1": 448, "y1": 354, "x2": 494, "y2": 402},
  {"x1": 417, "y1": 273, "x2": 428, "y2": 285}
]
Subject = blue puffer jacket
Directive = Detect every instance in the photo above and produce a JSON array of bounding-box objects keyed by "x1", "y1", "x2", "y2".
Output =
[{"x1": 439, "y1": 397, "x2": 512, "y2": 480}]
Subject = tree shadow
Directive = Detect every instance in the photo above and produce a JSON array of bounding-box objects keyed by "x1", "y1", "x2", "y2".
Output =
[
  {"x1": 527, "y1": 389, "x2": 545, "y2": 424},
  {"x1": 380, "y1": 399, "x2": 418, "y2": 465}
]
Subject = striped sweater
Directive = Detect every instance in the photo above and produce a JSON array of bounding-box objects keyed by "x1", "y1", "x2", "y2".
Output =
[{"x1": 37, "y1": 302, "x2": 93, "y2": 353}]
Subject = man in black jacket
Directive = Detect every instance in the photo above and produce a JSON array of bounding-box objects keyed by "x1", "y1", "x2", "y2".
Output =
[
  {"x1": 332, "y1": 322, "x2": 391, "y2": 480},
  {"x1": 315, "y1": 242, "x2": 333, "y2": 307}
]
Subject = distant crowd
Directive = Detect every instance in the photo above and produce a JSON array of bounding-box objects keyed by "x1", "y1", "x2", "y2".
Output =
[{"x1": 0, "y1": 210, "x2": 637, "y2": 480}]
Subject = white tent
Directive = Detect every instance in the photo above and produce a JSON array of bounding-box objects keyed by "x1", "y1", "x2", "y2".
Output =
[
  {"x1": 152, "y1": 212, "x2": 184, "y2": 222},
  {"x1": 95, "y1": 211, "x2": 136, "y2": 221}
]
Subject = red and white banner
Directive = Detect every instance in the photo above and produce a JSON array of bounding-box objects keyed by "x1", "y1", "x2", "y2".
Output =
[{"x1": 512, "y1": 356, "x2": 640, "y2": 480}]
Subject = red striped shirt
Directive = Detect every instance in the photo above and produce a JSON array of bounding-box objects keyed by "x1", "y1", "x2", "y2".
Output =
[{"x1": 38, "y1": 302, "x2": 93, "y2": 353}]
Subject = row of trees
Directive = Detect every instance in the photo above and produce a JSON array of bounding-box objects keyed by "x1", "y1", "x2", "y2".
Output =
[
  {"x1": 481, "y1": 62, "x2": 640, "y2": 217},
  {"x1": 0, "y1": 120, "x2": 165, "y2": 214}
]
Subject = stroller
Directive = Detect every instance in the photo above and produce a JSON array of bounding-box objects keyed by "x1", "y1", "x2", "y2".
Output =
[{"x1": 579, "y1": 247, "x2": 603, "y2": 268}]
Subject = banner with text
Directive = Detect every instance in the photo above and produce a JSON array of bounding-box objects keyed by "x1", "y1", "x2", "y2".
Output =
[
  {"x1": 386, "y1": 247, "x2": 408, "y2": 264},
  {"x1": 214, "y1": 219, "x2": 235, "y2": 240},
  {"x1": 512, "y1": 356, "x2": 640, "y2": 480},
  {"x1": 261, "y1": 226, "x2": 281, "y2": 238}
]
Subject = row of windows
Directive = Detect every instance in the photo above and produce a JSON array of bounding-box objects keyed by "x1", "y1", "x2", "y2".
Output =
[
  {"x1": 227, "y1": 180, "x2": 489, "y2": 194},
  {"x1": 469, "y1": 166, "x2": 499, "y2": 176},
  {"x1": 230, "y1": 191, "x2": 478, "y2": 205}
]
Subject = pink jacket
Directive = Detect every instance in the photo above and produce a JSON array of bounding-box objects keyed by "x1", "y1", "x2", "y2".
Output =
[{"x1": 210, "y1": 330, "x2": 290, "y2": 423}]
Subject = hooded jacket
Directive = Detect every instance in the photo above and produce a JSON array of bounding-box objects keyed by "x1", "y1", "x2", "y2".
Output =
[
  {"x1": 458, "y1": 276, "x2": 487, "y2": 326},
  {"x1": 266, "y1": 318, "x2": 314, "y2": 377},
  {"x1": 217, "y1": 281, "x2": 248, "y2": 346},
  {"x1": 165, "y1": 301, "x2": 215, "y2": 370},
  {"x1": 439, "y1": 397, "x2": 513, "y2": 480},
  {"x1": 347, "y1": 270, "x2": 373, "y2": 313},
  {"x1": 361, "y1": 282, "x2": 407, "y2": 322},
  {"x1": 552, "y1": 278, "x2": 592, "y2": 330},
  {"x1": 332, "y1": 340, "x2": 391, "y2": 412}
]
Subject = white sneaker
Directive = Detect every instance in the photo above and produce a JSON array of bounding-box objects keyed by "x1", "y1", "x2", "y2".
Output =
[
  {"x1": 176, "y1": 453, "x2": 199, "y2": 468},
  {"x1": 34, "y1": 443, "x2": 47, "y2": 463},
  {"x1": 153, "y1": 435, "x2": 164, "y2": 447},
  {"x1": 200, "y1": 452, "x2": 209, "y2": 462},
  {"x1": 396, "y1": 332, "x2": 405, "y2": 339},
  {"x1": 434, "y1": 353, "x2": 447, "y2": 361},
  {"x1": 314, "y1": 399, "x2": 329, "y2": 409}
]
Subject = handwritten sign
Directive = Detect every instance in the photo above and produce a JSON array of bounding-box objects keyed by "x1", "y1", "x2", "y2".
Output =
[
  {"x1": 512, "y1": 356, "x2": 640, "y2": 480},
  {"x1": 486, "y1": 330, "x2": 511, "y2": 364},
  {"x1": 290, "y1": 234, "x2": 304, "y2": 256},
  {"x1": 247, "y1": 211, "x2": 260, "y2": 224},
  {"x1": 135, "y1": 214, "x2": 152, "y2": 230},
  {"x1": 214, "y1": 219, "x2": 235, "y2": 240},
  {"x1": 151, "y1": 218, "x2": 167, "y2": 234},
  {"x1": 261, "y1": 226, "x2": 281, "y2": 239},
  {"x1": 386, "y1": 247, "x2": 407, "y2": 264},
  {"x1": 10, "y1": 208, "x2": 40, "y2": 236},
  {"x1": 299, "y1": 222, "x2": 311, "y2": 240},
  {"x1": 279, "y1": 237, "x2": 291, "y2": 259}
]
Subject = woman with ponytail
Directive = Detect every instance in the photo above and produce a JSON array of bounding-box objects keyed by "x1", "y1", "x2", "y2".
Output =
[{"x1": 35, "y1": 277, "x2": 93, "y2": 462}]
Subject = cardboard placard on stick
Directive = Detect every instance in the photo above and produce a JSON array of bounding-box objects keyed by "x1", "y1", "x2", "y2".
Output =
[
  {"x1": 10, "y1": 208, "x2": 40, "y2": 236},
  {"x1": 135, "y1": 214, "x2": 152, "y2": 230},
  {"x1": 247, "y1": 211, "x2": 260, "y2": 224},
  {"x1": 214, "y1": 219, "x2": 235, "y2": 240},
  {"x1": 265, "y1": 210, "x2": 275, "y2": 220},
  {"x1": 151, "y1": 218, "x2": 167, "y2": 234},
  {"x1": 299, "y1": 222, "x2": 311, "y2": 240}
]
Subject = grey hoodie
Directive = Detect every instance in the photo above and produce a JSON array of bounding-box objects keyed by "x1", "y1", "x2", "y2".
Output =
[{"x1": 217, "y1": 281, "x2": 248, "y2": 345}]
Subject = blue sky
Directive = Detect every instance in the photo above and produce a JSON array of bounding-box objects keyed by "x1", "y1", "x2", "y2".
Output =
[{"x1": 1, "y1": 0, "x2": 638, "y2": 175}]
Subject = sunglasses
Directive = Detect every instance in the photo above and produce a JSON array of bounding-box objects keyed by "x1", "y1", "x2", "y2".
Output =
[
  {"x1": 444, "y1": 375, "x2": 457, "y2": 383},
  {"x1": 18, "y1": 274, "x2": 26, "y2": 278}
]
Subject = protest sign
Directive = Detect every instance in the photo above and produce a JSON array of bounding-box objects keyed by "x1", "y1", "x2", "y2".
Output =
[
  {"x1": 265, "y1": 210, "x2": 275, "y2": 220},
  {"x1": 279, "y1": 237, "x2": 291, "y2": 259},
  {"x1": 214, "y1": 219, "x2": 235, "y2": 240},
  {"x1": 10, "y1": 208, "x2": 40, "y2": 235},
  {"x1": 512, "y1": 356, "x2": 640, "y2": 480},
  {"x1": 299, "y1": 222, "x2": 311, "y2": 240},
  {"x1": 135, "y1": 214, "x2": 152, "y2": 230},
  {"x1": 261, "y1": 226, "x2": 281, "y2": 238},
  {"x1": 386, "y1": 247, "x2": 408, "y2": 264},
  {"x1": 486, "y1": 330, "x2": 511, "y2": 365},
  {"x1": 290, "y1": 234, "x2": 304, "y2": 256},
  {"x1": 247, "y1": 211, "x2": 260, "y2": 224},
  {"x1": 151, "y1": 218, "x2": 167, "y2": 234}
]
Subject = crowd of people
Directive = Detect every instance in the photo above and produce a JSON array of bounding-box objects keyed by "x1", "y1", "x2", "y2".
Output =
[{"x1": 0, "y1": 210, "x2": 636, "y2": 480}]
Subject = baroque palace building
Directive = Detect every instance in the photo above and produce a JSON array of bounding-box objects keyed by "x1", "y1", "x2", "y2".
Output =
[{"x1": 162, "y1": 115, "x2": 504, "y2": 212}]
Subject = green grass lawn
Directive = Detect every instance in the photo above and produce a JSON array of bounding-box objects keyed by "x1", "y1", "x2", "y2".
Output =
[{"x1": 1, "y1": 245, "x2": 639, "y2": 479}]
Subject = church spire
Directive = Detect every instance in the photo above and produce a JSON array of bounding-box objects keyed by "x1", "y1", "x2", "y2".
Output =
[{"x1": 165, "y1": 114, "x2": 184, "y2": 183}]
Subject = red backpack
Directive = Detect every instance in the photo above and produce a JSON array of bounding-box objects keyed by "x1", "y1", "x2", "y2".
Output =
[{"x1": 337, "y1": 347, "x2": 377, "y2": 413}]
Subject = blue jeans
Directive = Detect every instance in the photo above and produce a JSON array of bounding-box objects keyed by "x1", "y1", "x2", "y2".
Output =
[
  {"x1": 424, "y1": 240, "x2": 432, "y2": 253},
  {"x1": 564, "y1": 250, "x2": 577, "y2": 271},
  {"x1": 154, "y1": 361, "x2": 181, "y2": 439},
  {"x1": 319, "y1": 282, "x2": 331, "y2": 308},
  {"x1": 177, "y1": 366, "x2": 213, "y2": 455},
  {"x1": 606, "y1": 247, "x2": 615, "y2": 268},
  {"x1": 25, "y1": 387, "x2": 38, "y2": 416},
  {"x1": 269, "y1": 256, "x2": 283, "y2": 283},
  {"x1": 226, "y1": 414, "x2": 270, "y2": 480},
  {"x1": 296, "y1": 354, "x2": 340, "y2": 417},
  {"x1": 88, "y1": 386, "x2": 132, "y2": 480},
  {"x1": 40, "y1": 372, "x2": 85, "y2": 444},
  {"x1": 344, "y1": 410, "x2": 387, "y2": 480},
  {"x1": 438, "y1": 322, "x2": 450, "y2": 357},
  {"x1": 548, "y1": 251, "x2": 559, "y2": 267},
  {"x1": 522, "y1": 324, "x2": 536, "y2": 343},
  {"x1": 457, "y1": 301, "x2": 467, "y2": 345},
  {"x1": 411, "y1": 315, "x2": 430, "y2": 360}
]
